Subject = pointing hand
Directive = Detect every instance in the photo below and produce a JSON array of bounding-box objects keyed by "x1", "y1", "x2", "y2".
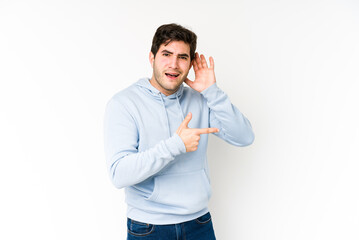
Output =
[{"x1": 176, "y1": 112, "x2": 219, "y2": 152}]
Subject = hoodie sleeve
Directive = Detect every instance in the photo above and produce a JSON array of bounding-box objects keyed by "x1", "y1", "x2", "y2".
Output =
[
  {"x1": 200, "y1": 83, "x2": 255, "y2": 147},
  {"x1": 104, "y1": 98, "x2": 186, "y2": 189}
]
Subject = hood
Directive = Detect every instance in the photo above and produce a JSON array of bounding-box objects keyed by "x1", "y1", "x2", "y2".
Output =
[{"x1": 135, "y1": 78, "x2": 185, "y2": 138}]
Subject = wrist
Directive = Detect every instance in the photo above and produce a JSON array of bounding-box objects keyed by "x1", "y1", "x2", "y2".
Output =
[{"x1": 200, "y1": 82, "x2": 218, "y2": 94}]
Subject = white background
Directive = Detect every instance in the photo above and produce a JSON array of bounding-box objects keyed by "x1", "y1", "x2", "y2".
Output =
[{"x1": 1, "y1": 0, "x2": 358, "y2": 239}]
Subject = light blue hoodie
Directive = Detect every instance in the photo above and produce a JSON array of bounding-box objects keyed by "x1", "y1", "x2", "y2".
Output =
[{"x1": 104, "y1": 78, "x2": 254, "y2": 224}]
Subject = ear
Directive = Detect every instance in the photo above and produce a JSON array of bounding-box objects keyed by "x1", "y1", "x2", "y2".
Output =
[{"x1": 149, "y1": 51, "x2": 155, "y2": 68}]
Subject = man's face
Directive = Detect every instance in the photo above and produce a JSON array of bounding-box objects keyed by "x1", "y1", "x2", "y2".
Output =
[{"x1": 149, "y1": 40, "x2": 192, "y2": 96}]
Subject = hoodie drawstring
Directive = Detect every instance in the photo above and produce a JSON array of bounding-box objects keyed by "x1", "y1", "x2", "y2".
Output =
[
  {"x1": 159, "y1": 92, "x2": 185, "y2": 138},
  {"x1": 159, "y1": 93, "x2": 172, "y2": 138},
  {"x1": 176, "y1": 94, "x2": 185, "y2": 121}
]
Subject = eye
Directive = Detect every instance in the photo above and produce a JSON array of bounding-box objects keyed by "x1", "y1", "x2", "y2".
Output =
[
  {"x1": 179, "y1": 56, "x2": 188, "y2": 60},
  {"x1": 163, "y1": 53, "x2": 170, "y2": 56}
]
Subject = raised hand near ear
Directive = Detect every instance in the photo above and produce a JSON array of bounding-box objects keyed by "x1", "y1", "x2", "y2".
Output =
[
  {"x1": 184, "y1": 52, "x2": 216, "y2": 92},
  {"x1": 176, "y1": 112, "x2": 219, "y2": 152}
]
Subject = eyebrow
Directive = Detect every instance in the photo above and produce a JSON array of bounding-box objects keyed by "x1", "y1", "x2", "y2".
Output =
[{"x1": 161, "y1": 50, "x2": 189, "y2": 58}]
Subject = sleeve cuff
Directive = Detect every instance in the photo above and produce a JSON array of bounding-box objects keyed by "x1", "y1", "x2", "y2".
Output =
[
  {"x1": 166, "y1": 133, "x2": 187, "y2": 156},
  {"x1": 201, "y1": 83, "x2": 222, "y2": 98},
  {"x1": 200, "y1": 82, "x2": 224, "y2": 101}
]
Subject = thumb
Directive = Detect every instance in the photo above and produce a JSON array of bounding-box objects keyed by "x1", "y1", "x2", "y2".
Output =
[
  {"x1": 180, "y1": 112, "x2": 192, "y2": 128},
  {"x1": 184, "y1": 78, "x2": 194, "y2": 88}
]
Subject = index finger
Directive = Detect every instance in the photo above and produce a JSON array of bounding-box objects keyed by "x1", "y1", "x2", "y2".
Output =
[{"x1": 195, "y1": 127, "x2": 219, "y2": 135}]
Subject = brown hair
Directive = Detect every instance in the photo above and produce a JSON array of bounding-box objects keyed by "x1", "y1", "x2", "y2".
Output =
[{"x1": 151, "y1": 23, "x2": 197, "y2": 61}]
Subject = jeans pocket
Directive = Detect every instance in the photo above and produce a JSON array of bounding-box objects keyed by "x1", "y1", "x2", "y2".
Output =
[
  {"x1": 195, "y1": 212, "x2": 212, "y2": 224},
  {"x1": 127, "y1": 218, "x2": 155, "y2": 236}
]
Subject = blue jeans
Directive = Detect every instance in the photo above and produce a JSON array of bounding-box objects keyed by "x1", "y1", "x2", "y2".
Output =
[{"x1": 127, "y1": 212, "x2": 216, "y2": 240}]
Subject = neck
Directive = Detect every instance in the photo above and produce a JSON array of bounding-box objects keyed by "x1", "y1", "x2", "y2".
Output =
[{"x1": 149, "y1": 77, "x2": 179, "y2": 96}]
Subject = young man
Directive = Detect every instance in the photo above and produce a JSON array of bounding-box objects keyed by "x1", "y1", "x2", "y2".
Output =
[{"x1": 104, "y1": 23, "x2": 254, "y2": 239}]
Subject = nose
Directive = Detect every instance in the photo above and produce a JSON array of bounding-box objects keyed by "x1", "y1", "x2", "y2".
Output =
[{"x1": 169, "y1": 56, "x2": 179, "y2": 69}]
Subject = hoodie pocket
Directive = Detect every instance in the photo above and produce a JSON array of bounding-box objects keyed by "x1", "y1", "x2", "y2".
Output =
[{"x1": 146, "y1": 169, "x2": 211, "y2": 214}]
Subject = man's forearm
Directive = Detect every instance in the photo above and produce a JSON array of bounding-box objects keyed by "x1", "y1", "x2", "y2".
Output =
[
  {"x1": 201, "y1": 83, "x2": 255, "y2": 146},
  {"x1": 107, "y1": 134, "x2": 186, "y2": 189}
]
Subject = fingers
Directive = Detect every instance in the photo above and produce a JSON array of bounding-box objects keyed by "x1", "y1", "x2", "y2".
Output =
[
  {"x1": 209, "y1": 56, "x2": 214, "y2": 69},
  {"x1": 195, "y1": 52, "x2": 206, "y2": 68},
  {"x1": 194, "y1": 52, "x2": 213, "y2": 69},
  {"x1": 195, "y1": 52, "x2": 201, "y2": 68},
  {"x1": 192, "y1": 58, "x2": 199, "y2": 72},
  {"x1": 200, "y1": 54, "x2": 208, "y2": 68},
  {"x1": 195, "y1": 127, "x2": 220, "y2": 135},
  {"x1": 195, "y1": 52, "x2": 205, "y2": 68}
]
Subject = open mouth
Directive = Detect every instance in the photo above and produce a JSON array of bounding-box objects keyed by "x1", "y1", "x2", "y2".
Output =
[{"x1": 165, "y1": 73, "x2": 180, "y2": 79}]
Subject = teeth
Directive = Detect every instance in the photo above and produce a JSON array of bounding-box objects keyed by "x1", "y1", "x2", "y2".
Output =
[{"x1": 166, "y1": 73, "x2": 178, "y2": 77}]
